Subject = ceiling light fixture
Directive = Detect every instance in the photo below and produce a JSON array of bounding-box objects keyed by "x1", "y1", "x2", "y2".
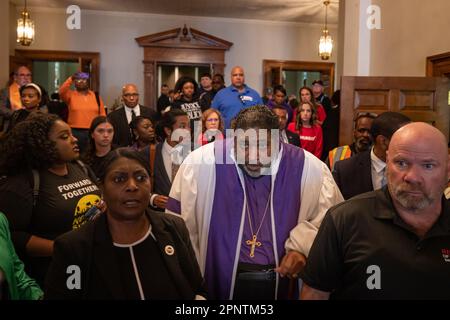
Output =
[
  {"x1": 17, "y1": 0, "x2": 35, "y2": 46},
  {"x1": 319, "y1": 0, "x2": 333, "y2": 60}
]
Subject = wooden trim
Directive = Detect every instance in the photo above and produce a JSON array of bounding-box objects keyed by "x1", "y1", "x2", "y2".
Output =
[
  {"x1": 136, "y1": 27, "x2": 233, "y2": 50},
  {"x1": 426, "y1": 52, "x2": 450, "y2": 76},
  {"x1": 136, "y1": 27, "x2": 232, "y2": 107},
  {"x1": 135, "y1": 28, "x2": 181, "y2": 45},
  {"x1": 14, "y1": 49, "x2": 101, "y2": 92},
  {"x1": 263, "y1": 59, "x2": 335, "y2": 97},
  {"x1": 190, "y1": 28, "x2": 233, "y2": 49}
]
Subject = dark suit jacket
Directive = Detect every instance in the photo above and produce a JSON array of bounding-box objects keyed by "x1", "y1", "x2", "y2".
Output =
[
  {"x1": 285, "y1": 130, "x2": 301, "y2": 147},
  {"x1": 153, "y1": 142, "x2": 172, "y2": 197},
  {"x1": 332, "y1": 150, "x2": 373, "y2": 200},
  {"x1": 44, "y1": 209, "x2": 206, "y2": 300},
  {"x1": 108, "y1": 105, "x2": 156, "y2": 147}
]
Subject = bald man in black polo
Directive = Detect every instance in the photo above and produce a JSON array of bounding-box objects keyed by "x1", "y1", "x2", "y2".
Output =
[{"x1": 301, "y1": 122, "x2": 450, "y2": 300}]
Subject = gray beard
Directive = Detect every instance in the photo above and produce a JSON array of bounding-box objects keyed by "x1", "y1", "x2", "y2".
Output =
[{"x1": 239, "y1": 164, "x2": 272, "y2": 178}]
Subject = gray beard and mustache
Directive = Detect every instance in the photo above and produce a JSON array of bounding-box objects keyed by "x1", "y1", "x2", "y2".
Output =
[
  {"x1": 239, "y1": 163, "x2": 272, "y2": 178},
  {"x1": 387, "y1": 169, "x2": 446, "y2": 212},
  {"x1": 355, "y1": 136, "x2": 372, "y2": 153},
  {"x1": 389, "y1": 182, "x2": 434, "y2": 211}
]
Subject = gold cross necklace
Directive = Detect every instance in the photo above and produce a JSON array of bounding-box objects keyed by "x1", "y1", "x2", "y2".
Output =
[{"x1": 245, "y1": 194, "x2": 271, "y2": 258}]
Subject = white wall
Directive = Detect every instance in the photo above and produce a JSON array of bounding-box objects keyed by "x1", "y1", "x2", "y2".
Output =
[
  {"x1": 11, "y1": 8, "x2": 337, "y2": 106},
  {"x1": 370, "y1": 0, "x2": 450, "y2": 76}
]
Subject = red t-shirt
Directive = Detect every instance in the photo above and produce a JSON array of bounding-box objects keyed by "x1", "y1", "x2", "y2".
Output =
[{"x1": 287, "y1": 123, "x2": 323, "y2": 158}]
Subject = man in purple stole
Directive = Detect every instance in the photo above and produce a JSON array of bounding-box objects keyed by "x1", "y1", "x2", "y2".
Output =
[{"x1": 166, "y1": 106, "x2": 343, "y2": 299}]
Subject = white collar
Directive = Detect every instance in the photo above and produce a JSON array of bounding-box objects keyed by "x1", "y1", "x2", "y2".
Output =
[
  {"x1": 124, "y1": 104, "x2": 140, "y2": 114},
  {"x1": 113, "y1": 224, "x2": 154, "y2": 248},
  {"x1": 370, "y1": 147, "x2": 386, "y2": 173},
  {"x1": 162, "y1": 139, "x2": 174, "y2": 154}
]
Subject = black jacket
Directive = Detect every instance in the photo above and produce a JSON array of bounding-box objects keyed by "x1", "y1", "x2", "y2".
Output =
[
  {"x1": 332, "y1": 150, "x2": 373, "y2": 200},
  {"x1": 285, "y1": 130, "x2": 301, "y2": 147},
  {"x1": 152, "y1": 142, "x2": 172, "y2": 197},
  {"x1": 44, "y1": 209, "x2": 206, "y2": 300},
  {"x1": 108, "y1": 105, "x2": 156, "y2": 147}
]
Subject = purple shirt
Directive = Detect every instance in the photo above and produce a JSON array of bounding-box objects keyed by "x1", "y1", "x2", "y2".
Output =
[{"x1": 239, "y1": 173, "x2": 275, "y2": 265}]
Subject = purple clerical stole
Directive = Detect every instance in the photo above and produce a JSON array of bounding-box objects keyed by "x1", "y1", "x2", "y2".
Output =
[{"x1": 204, "y1": 140, "x2": 305, "y2": 299}]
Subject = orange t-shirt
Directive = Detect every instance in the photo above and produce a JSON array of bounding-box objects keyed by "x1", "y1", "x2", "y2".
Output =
[{"x1": 59, "y1": 77, "x2": 106, "y2": 129}]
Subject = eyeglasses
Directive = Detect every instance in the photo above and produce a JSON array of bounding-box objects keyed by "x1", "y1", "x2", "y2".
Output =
[
  {"x1": 123, "y1": 93, "x2": 139, "y2": 98},
  {"x1": 206, "y1": 118, "x2": 219, "y2": 123}
]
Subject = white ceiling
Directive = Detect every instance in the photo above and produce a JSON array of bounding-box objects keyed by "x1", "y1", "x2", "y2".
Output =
[{"x1": 11, "y1": 0, "x2": 340, "y2": 24}]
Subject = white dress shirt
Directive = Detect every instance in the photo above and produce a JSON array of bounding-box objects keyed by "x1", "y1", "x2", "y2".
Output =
[
  {"x1": 281, "y1": 130, "x2": 289, "y2": 144},
  {"x1": 124, "y1": 105, "x2": 141, "y2": 124},
  {"x1": 150, "y1": 140, "x2": 176, "y2": 207},
  {"x1": 150, "y1": 140, "x2": 186, "y2": 207},
  {"x1": 162, "y1": 140, "x2": 175, "y2": 182},
  {"x1": 371, "y1": 147, "x2": 387, "y2": 190}
]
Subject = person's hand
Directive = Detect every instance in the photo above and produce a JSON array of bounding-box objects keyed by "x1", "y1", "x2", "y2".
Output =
[
  {"x1": 173, "y1": 91, "x2": 182, "y2": 101},
  {"x1": 275, "y1": 250, "x2": 306, "y2": 279},
  {"x1": 154, "y1": 195, "x2": 169, "y2": 209}
]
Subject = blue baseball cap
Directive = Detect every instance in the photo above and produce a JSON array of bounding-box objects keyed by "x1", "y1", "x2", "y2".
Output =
[{"x1": 74, "y1": 72, "x2": 89, "y2": 79}]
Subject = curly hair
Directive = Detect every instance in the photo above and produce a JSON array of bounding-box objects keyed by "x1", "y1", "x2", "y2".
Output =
[
  {"x1": 129, "y1": 115, "x2": 154, "y2": 144},
  {"x1": 174, "y1": 76, "x2": 199, "y2": 100},
  {"x1": 0, "y1": 112, "x2": 61, "y2": 175},
  {"x1": 233, "y1": 105, "x2": 279, "y2": 131}
]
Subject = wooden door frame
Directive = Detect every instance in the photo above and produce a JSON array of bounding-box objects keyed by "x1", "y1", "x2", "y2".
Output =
[
  {"x1": 263, "y1": 59, "x2": 335, "y2": 97},
  {"x1": 13, "y1": 49, "x2": 101, "y2": 92},
  {"x1": 136, "y1": 27, "x2": 233, "y2": 107},
  {"x1": 426, "y1": 52, "x2": 450, "y2": 77}
]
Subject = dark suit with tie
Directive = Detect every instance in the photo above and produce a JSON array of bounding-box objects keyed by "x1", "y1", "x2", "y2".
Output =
[
  {"x1": 332, "y1": 150, "x2": 373, "y2": 200},
  {"x1": 44, "y1": 209, "x2": 206, "y2": 300},
  {"x1": 285, "y1": 130, "x2": 301, "y2": 147},
  {"x1": 107, "y1": 105, "x2": 156, "y2": 147}
]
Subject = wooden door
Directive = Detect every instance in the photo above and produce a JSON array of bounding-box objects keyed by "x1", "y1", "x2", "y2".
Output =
[
  {"x1": 426, "y1": 52, "x2": 450, "y2": 77},
  {"x1": 340, "y1": 76, "x2": 450, "y2": 145},
  {"x1": 263, "y1": 60, "x2": 335, "y2": 97}
]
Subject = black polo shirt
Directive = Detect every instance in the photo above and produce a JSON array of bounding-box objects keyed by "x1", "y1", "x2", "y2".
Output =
[{"x1": 302, "y1": 187, "x2": 450, "y2": 300}]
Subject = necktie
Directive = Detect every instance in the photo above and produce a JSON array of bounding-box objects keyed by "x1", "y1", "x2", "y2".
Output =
[
  {"x1": 131, "y1": 109, "x2": 137, "y2": 122},
  {"x1": 380, "y1": 167, "x2": 387, "y2": 188}
]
